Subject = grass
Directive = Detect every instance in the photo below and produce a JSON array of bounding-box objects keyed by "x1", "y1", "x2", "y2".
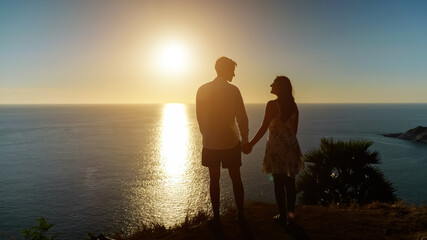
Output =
[
  {"x1": 7, "y1": 201, "x2": 427, "y2": 240},
  {"x1": 112, "y1": 201, "x2": 427, "y2": 240},
  {"x1": 111, "y1": 211, "x2": 211, "y2": 240}
]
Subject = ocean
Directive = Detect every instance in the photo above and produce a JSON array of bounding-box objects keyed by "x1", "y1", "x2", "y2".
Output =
[{"x1": 1, "y1": 103, "x2": 427, "y2": 239}]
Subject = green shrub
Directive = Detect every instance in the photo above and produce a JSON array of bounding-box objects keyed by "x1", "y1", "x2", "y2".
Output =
[
  {"x1": 21, "y1": 218, "x2": 59, "y2": 240},
  {"x1": 297, "y1": 138, "x2": 397, "y2": 205}
]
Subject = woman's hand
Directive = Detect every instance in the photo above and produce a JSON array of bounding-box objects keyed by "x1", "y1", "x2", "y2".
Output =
[{"x1": 241, "y1": 143, "x2": 252, "y2": 154}]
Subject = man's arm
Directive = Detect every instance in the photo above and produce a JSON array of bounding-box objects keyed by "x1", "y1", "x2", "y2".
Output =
[
  {"x1": 235, "y1": 89, "x2": 249, "y2": 144},
  {"x1": 196, "y1": 88, "x2": 205, "y2": 134}
]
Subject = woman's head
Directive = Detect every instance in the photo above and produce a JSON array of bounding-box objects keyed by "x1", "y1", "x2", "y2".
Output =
[
  {"x1": 270, "y1": 76, "x2": 294, "y2": 100},
  {"x1": 271, "y1": 76, "x2": 297, "y2": 121}
]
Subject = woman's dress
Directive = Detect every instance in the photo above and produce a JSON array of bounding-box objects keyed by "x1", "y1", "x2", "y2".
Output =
[{"x1": 263, "y1": 103, "x2": 305, "y2": 176}]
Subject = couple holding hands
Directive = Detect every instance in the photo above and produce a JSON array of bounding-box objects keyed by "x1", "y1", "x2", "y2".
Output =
[{"x1": 196, "y1": 56, "x2": 305, "y2": 227}]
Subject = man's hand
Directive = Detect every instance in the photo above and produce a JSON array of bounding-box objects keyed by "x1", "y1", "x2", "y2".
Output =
[{"x1": 241, "y1": 143, "x2": 252, "y2": 154}]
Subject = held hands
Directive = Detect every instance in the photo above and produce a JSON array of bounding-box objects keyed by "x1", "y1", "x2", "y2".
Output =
[{"x1": 241, "y1": 142, "x2": 253, "y2": 154}]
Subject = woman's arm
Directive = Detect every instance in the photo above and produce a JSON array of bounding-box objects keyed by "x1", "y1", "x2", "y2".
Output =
[
  {"x1": 249, "y1": 101, "x2": 275, "y2": 148},
  {"x1": 293, "y1": 107, "x2": 299, "y2": 134}
]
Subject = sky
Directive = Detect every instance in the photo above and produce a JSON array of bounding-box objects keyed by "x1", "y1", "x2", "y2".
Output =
[{"x1": 1, "y1": 0, "x2": 427, "y2": 104}]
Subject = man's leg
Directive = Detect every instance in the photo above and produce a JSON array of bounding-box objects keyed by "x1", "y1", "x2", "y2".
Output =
[
  {"x1": 208, "y1": 167, "x2": 221, "y2": 219},
  {"x1": 228, "y1": 167, "x2": 244, "y2": 218}
]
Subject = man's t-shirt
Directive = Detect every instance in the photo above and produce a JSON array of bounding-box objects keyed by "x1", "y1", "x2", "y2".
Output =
[{"x1": 196, "y1": 77, "x2": 249, "y2": 150}]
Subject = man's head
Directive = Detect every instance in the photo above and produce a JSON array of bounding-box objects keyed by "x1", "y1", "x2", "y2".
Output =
[{"x1": 215, "y1": 57, "x2": 237, "y2": 82}]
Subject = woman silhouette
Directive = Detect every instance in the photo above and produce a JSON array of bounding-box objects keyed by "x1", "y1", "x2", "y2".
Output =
[{"x1": 248, "y1": 76, "x2": 305, "y2": 226}]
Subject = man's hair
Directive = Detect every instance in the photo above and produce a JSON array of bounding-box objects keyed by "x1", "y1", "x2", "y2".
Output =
[{"x1": 215, "y1": 57, "x2": 237, "y2": 75}]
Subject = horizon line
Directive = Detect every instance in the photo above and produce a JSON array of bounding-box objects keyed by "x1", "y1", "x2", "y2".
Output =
[{"x1": 1, "y1": 102, "x2": 427, "y2": 105}]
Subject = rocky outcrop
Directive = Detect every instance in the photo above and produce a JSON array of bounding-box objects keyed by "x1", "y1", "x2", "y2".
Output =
[{"x1": 383, "y1": 126, "x2": 427, "y2": 144}]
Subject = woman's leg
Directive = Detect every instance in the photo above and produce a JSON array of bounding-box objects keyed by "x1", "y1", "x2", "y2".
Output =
[
  {"x1": 272, "y1": 174, "x2": 286, "y2": 217},
  {"x1": 284, "y1": 176, "x2": 296, "y2": 218}
]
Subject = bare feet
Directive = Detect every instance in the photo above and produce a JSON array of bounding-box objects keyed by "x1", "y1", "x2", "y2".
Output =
[{"x1": 288, "y1": 212, "x2": 296, "y2": 226}]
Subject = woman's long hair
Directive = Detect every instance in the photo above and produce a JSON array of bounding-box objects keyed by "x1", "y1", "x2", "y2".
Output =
[{"x1": 275, "y1": 76, "x2": 297, "y2": 122}]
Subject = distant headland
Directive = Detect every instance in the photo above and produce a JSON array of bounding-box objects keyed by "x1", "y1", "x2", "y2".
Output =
[{"x1": 383, "y1": 126, "x2": 427, "y2": 144}]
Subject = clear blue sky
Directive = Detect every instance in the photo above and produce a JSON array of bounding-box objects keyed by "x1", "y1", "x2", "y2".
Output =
[{"x1": 1, "y1": 0, "x2": 427, "y2": 103}]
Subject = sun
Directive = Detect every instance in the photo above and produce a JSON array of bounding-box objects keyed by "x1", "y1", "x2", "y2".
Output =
[{"x1": 156, "y1": 41, "x2": 189, "y2": 75}]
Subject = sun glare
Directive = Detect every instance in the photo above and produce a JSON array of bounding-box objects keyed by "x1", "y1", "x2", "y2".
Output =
[
  {"x1": 156, "y1": 42, "x2": 189, "y2": 75},
  {"x1": 160, "y1": 103, "x2": 189, "y2": 177}
]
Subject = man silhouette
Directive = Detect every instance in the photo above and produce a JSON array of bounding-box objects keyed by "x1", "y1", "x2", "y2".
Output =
[{"x1": 196, "y1": 56, "x2": 250, "y2": 225}]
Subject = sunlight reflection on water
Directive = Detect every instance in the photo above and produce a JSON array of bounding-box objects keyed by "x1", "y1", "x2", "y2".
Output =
[
  {"x1": 125, "y1": 104, "x2": 211, "y2": 232},
  {"x1": 161, "y1": 103, "x2": 189, "y2": 178}
]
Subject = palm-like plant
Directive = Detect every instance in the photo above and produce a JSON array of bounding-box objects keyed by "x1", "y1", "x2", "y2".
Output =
[{"x1": 297, "y1": 138, "x2": 396, "y2": 205}]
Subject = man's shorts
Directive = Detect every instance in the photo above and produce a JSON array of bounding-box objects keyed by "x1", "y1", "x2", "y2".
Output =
[{"x1": 202, "y1": 143, "x2": 242, "y2": 168}]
